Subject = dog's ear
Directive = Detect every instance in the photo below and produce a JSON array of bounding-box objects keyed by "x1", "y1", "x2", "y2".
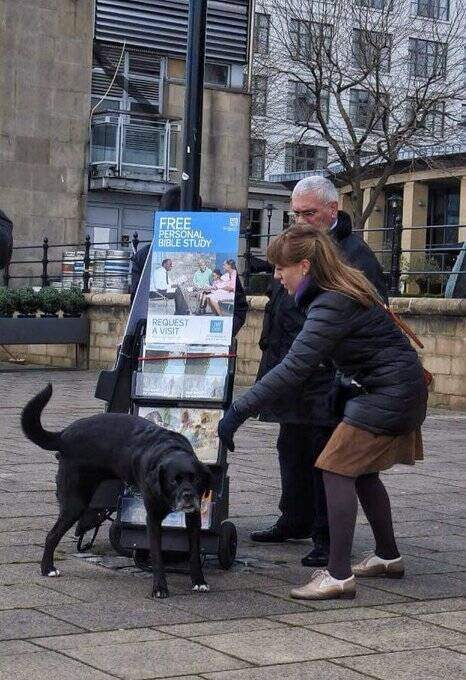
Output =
[
  {"x1": 146, "y1": 460, "x2": 167, "y2": 500},
  {"x1": 199, "y1": 463, "x2": 213, "y2": 496}
]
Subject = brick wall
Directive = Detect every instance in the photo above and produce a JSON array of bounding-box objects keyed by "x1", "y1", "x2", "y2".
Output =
[{"x1": 1, "y1": 294, "x2": 465, "y2": 410}]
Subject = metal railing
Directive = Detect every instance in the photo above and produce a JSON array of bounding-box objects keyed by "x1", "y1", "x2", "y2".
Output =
[
  {"x1": 90, "y1": 110, "x2": 179, "y2": 182},
  {"x1": 2, "y1": 233, "x2": 151, "y2": 293},
  {"x1": 3, "y1": 223, "x2": 465, "y2": 298},
  {"x1": 239, "y1": 220, "x2": 466, "y2": 297}
]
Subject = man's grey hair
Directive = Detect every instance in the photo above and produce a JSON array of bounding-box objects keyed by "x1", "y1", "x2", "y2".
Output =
[{"x1": 292, "y1": 176, "x2": 338, "y2": 204}]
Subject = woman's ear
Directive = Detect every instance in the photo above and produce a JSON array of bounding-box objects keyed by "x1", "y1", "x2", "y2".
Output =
[{"x1": 301, "y1": 259, "x2": 311, "y2": 276}]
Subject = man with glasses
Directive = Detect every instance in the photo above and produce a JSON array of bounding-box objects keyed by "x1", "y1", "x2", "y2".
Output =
[{"x1": 251, "y1": 176, "x2": 387, "y2": 569}]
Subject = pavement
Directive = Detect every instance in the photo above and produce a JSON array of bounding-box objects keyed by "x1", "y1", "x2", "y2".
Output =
[{"x1": 0, "y1": 368, "x2": 465, "y2": 680}]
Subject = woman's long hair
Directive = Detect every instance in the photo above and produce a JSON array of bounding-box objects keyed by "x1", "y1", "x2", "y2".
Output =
[{"x1": 267, "y1": 225, "x2": 379, "y2": 308}]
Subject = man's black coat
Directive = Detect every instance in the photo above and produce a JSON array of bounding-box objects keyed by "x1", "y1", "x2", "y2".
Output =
[{"x1": 0, "y1": 210, "x2": 13, "y2": 270}]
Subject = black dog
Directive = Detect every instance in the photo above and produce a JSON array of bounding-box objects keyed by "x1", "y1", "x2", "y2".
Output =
[{"x1": 21, "y1": 384, "x2": 212, "y2": 598}]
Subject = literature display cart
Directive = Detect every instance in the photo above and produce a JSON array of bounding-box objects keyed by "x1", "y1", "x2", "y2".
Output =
[{"x1": 101, "y1": 211, "x2": 241, "y2": 569}]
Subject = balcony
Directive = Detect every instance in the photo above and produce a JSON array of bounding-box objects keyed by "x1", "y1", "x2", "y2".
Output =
[{"x1": 89, "y1": 110, "x2": 180, "y2": 193}]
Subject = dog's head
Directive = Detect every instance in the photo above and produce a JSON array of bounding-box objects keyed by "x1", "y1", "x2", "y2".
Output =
[{"x1": 146, "y1": 448, "x2": 212, "y2": 513}]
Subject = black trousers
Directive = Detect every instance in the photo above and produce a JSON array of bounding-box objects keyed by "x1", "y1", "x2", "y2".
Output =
[{"x1": 275, "y1": 423, "x2": 333, "y2": 543}]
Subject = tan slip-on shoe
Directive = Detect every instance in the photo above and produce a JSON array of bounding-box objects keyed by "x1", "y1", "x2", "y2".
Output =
[
  {"x1": 290, "y1": 569, "x2": 356, "y2": 601},
  {"x1": 352, "y1": 553, "x2": 404, "y2": 578}
]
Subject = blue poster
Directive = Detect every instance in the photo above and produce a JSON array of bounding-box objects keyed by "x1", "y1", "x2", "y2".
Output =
[{"x1": 146, "y1": 212, "x2": 240, "y2": 345}]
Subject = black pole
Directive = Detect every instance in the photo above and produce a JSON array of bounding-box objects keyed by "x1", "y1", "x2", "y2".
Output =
[
  {"x1": 41, "y1": 237, "x2": 49, "y2": 287},
  {"x1": 180, "y1": 0, "x2": 208, "y2": 211},
  {"x1": 389, "y1": 215, "x2": 402, "y2": 296},
  {"x1": 83, "y1": 235, "x2": 91, "y2": 294}
]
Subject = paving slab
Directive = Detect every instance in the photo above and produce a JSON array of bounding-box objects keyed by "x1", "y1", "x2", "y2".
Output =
[
  {"x1": 0, "y1": 583, "x2": 83, "y2": 609},
  {"x1": 271, "y1": 607, "x2": 399, "y2": 626},
  {"x1": 156, "y1": 616, "x2": 289, "y2": 638},
  {"x1": 415, "y1": 610, "x2": 466, "y2": 633},
  {"x1": 203, "y1": 660, "x2": 370, "y2": 679},
  {"x1": 305, "y1": 615, "x2": 466, "y2": 652},
  {"x1": 336, "y1": 647, "x2": 466, "y2": 680},
  {"x1": 30, "y1": 627, "x2": 172, "y2": 650},
  {"x1": 38, "y1": 599, "x2": 203, "y2": 631},
  {"x1": 63, "y1": 638, "x2": 251, "y2": 679},
  {"x1": 191, "y1": 626, "x2": 370, "y2": 664},
  {"x1": 0, "y1": 648, "x2": 118, "y2": 680},
  {"x1": 0, "y1": 608, "x2": 84, "y2": 640},
  {"x1": 376, "y1": 597, "x2": 466, "y2": 615},
  {"x1": 365, "y1": 572, "x2": 466, "y2": 600},
  {"x1": 165, "y1": 589, "x2": 314, "y2": 620}
]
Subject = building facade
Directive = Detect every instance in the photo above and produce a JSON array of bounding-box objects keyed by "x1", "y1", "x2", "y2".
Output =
[
  {"x1": 0, "y1": 0, "x2": 252, "y2": 283},
  {"x1": 246, "y1": 0, "x2": 466, "y2": 293}
]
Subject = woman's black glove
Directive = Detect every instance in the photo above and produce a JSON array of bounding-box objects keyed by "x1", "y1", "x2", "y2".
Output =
[{"x1": 218, "y1": 404, "x2": 247, "y2": 452}]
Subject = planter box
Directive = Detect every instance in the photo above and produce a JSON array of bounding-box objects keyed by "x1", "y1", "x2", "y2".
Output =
[{"x1": 0, "y1": 316, "x2": 89, "y2": 345}]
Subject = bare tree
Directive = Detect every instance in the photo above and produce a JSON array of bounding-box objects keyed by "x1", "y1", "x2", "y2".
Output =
[{"x1": 252, "y1": 0, "x2": 465, "y2": 228}]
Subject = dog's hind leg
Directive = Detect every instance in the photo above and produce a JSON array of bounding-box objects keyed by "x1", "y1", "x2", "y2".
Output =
[
  {"x1": 185, "y1": 511, "x2": 209, "y2": 593},
  {"x1": 41, "y1": 497, "x2": 87, "y2": 577}
]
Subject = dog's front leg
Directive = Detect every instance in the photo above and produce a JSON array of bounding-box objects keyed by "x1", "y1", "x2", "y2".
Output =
[
  {"x1": 185, "y1": 510, "x2": 209, "y2": 593},
  {"x1": 146, "y1": 509, "x2": 168, "y2": 599}
]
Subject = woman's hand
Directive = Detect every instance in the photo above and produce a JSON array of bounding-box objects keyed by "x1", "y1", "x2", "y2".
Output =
[{"x1": 218, "y1": 404, "x2": 247, "y2": 451}]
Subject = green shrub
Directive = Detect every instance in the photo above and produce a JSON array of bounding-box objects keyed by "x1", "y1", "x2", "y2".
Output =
[
  {"x1": 11, "y1": 288, "x2": 39, "y2": 316},
  {"x1": 60, "y1": 287, "x2": 87, "y2": 316},
  {"x1": 37, "y1": 287, "x2": 62, "y2": 315},
  {"x1": 0, "y1": 287, "x2": 15, "y2": 317}
]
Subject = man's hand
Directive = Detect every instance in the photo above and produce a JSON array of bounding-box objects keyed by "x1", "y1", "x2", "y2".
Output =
[{"x1": 218, "y1": 404, "x2": 247, "y2": 452}]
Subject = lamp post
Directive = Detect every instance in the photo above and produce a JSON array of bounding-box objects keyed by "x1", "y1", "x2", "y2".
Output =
[
  {"x1": 266, "y1": 203, "x2": 274, "y2": 243},
  {"x1": 180, "y1": 0, "x2": 208, "y2": 211}
]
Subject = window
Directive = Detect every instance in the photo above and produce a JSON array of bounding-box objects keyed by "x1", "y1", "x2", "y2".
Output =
[
  {"x1": 287, "y1": 81, "x2": 329, "y2": 124},
  {"x1": 204, "y1": 62, "x2": 230, "y2": 87},
  {"x1": 248, "y1": 209, "x2": 262, "y2": 248},
  {"x1": 425, "y1": 101, "x2": 445, "y2": 135},
  {"x1": 352, "y1": 29, "x2": 391, "y2": 73},
  {"x1": 408, "y1": 38, "x2": 447, "y2": 78},
  {"x1": 252, "y1": 75, "x2": 268, "y2": 115},
  {"x1": 349, "y1": 89, "x2": 385, "y2": 129},
  {"x1": 356, "y1": 0, "x2": 387, "y2": 8},
  {"x1": 289, "y1": 19, "x2": 332, "y2": 60},
  {"x1": 285, "y1": 143, "x2": 328, "y2": 172},
  {"x1": 249, "y1": 139, "x2": 266, "y2": 180},
  {"x1": 412, "y1": 0, "x2": 449, "y2": 20},
  {"x1": 254, "y1": 13, "x2": 270, "y2": 54},
  {"x1": 461, "y1": 104, "x2": 466, "y2": 127}
]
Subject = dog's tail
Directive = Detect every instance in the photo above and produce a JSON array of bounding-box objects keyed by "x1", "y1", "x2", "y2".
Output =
[{"x1": 21, "y1": 383, "x2": 62, "y2": 451}]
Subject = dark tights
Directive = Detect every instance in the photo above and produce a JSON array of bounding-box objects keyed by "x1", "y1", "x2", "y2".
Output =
[{"x1": 323, "y1": 471, "x2": 400, "y2": 580}]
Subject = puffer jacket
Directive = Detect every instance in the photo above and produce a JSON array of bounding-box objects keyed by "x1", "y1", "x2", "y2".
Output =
[
  {"x1": 235, "y1": 278, "x2": 427, "y2": 436},
  {"x1": 256, "y1": 278, "x2": 336, "y2": 426}
]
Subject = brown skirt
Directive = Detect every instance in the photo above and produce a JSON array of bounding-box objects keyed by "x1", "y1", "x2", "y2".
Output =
[{"x1": 315, "y1": 422, "x2": 423, "y2": 478}]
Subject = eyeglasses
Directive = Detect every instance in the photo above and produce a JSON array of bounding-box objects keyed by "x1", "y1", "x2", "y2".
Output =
[{"x1": 288, "y1": 210, "x2": 318, "y2": 221}]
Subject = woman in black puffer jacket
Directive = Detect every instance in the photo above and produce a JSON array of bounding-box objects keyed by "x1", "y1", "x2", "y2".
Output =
[{"x1": 219, "y1": 225, "x2": 427, "y2": 602}]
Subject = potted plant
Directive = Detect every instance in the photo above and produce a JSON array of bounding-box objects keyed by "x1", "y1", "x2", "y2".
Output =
[
  {"x1": 61, "y1": 287, "x2": 87, "y2": 317},
  {"x1": 37, "y1": 287, "x2": 61, "y2": 317},
  {"x1": 12, "y1": 288, "x2": 39, "y2": 317},
  {"x1": 0, "y1": 287, "x2": 15, "y2": 317}
]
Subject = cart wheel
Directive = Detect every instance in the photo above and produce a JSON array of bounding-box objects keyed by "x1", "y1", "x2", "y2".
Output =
[
  {"x1": 108, "y1": 521, "x2": 132, "y2": 558},
  {"x1": 133, "y1": 549, "x2": 152, "y2": 572},
  {"x1": 218, "y1": 521, "x2": 237, "y2": 570}
]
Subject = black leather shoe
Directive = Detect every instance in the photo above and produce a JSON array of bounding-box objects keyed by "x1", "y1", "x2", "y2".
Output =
[
  {"x1": 301, "y1": 544, "x2": 329, "y2": 567},
  {"x1": 250, "y1": 525, "x2": 311, "y2": 543}
]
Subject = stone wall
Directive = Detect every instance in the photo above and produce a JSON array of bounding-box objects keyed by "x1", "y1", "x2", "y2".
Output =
[
  {"x1": 236, "y1": 296, "x2": 466, "y2": 410},
  {"x1": 0, "y1": 0, "x2": 94, "y2": 279},
  {"x1": 1, "y1": 295, "x2": 464, "y2": 410}
]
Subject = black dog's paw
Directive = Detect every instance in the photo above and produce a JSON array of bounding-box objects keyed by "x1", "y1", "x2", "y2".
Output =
[
  {"x1": 192, "y1": 582, "x2": 210, "y2": 593},
  {"x1": 150, "y1": 586, "x2": 169, "y2": 599},
  {"x1": 42, "y1": 567, "x2": 61, "y2": 577}
]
